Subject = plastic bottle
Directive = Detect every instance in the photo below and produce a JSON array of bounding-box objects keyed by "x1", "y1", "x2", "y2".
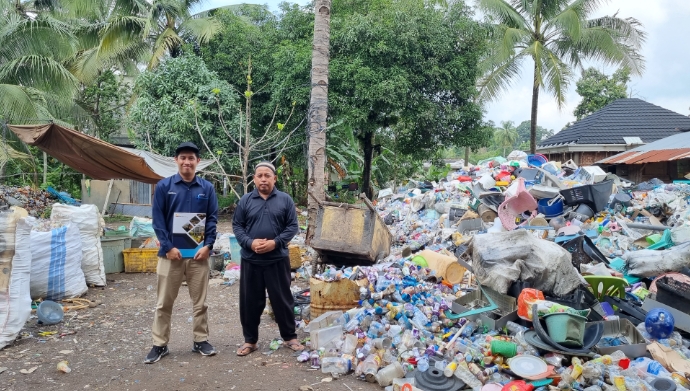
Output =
[
  {"x1": 321, "y1": 355, "x2": 353, "y2": 374},
  {"x1": 361, "y1": 354, "x2": 382, "y2": 379},
  {"x1": 479, "y1": 366, "x2": 499, "y2": 382},
  {"x1": 297, "y1": 351, "x2": 310, "y2": 362},
  {"x1": 454, "y1": 361, "x2": 484, "y2": 391},
  {"x1": 506, "y1": 321, "x2": 529, "y2": 334},
  {"x1": 461, "y1": 320, "x2": 478, "y2": 337},
  {"x1": 434, "y1": 359, "x2": 448, "y2": 372},
  {"x1": 310, "y1": 351, "x2": 320, "y2": 368},
  {"x1": 444, "y1": 361, "x2": 458, "y2": 377},
  {"x1": 412, "y1": 307, "x2": 430, "y2": 329},
  {"x1": 368, "y1": 321, "x2": 385, "y2": 338},
  {"x1": 417, "y1": 356, "x2": 429, "y2": 372},
  {"x1": 356, "y1": 343, "x2": 372, "y2": 360}
]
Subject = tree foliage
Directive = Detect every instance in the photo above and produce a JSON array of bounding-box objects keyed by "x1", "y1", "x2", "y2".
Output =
[
  {"x1": 329, "y1": 0, "x2": 487, "y2": 196},
  {"x1": 128, "y1": 55, "x2": 239, "y2": 172},
  {"x1": 573, "y1": 67, "x2": 630, "y2": 120},
  {"x1": 515, "y1": 120, "x2": 555, "y2": 147},
  {"x1": 494, "y1": 121, "x2": 519, "y2": 156},
  {"x1": 478, "y1": 0, "x2": 646, "y2": 153}
]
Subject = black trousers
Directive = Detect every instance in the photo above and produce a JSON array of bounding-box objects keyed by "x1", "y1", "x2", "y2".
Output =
[{"x1": 239, "y1": 257, "x2": 297, "y2": 344}]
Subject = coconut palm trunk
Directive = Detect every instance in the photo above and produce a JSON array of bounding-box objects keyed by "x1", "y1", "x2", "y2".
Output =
[{"x1": 306, "y1": 0, "x2": 331, "y2": 245}]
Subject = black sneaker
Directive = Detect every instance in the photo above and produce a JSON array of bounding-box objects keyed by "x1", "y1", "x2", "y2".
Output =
[
  {"x1": 192, "y1": 341, "x2": 217, "y2": 356},
  {"x1": 144, "y1": 345, "x2": 169, "y2": 364}
]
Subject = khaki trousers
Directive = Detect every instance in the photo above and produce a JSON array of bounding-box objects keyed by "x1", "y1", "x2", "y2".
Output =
[{"x1": 151, "y1": 257, "x2": 209, "y2": 346}]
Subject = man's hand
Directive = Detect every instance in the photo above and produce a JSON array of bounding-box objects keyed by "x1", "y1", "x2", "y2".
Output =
[
  {"x1": 251, "y1": 239, "x2": 266, "y2": 253},
  {"x1": 194, "y1": 246, "x2": 211, "y2": 262},
  {"x1": 166, "y1": 248, "x2": 182, "y2": 261},
  {"x1": 255, "y1": 239, "x2": 276, "y2": 254}
]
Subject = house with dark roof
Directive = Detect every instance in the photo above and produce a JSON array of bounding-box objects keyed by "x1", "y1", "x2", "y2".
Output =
[{"x1": 537, "y1": 98, "x2": 690, "y2": 166}]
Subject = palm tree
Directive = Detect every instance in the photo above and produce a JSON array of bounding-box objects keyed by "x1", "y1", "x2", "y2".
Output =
[
  {"x1": 494, "y1": 120, "x2": 518, "y2": 156},
  {"x1": 0, "y1": 1, "x2": 82, "y2": 123},
  {"x1": 98, "y1": 0, "x2": 221, "y2": 70},
  {"x1": 477, "y1": 0, "x2": 646, "y2": 153},
  {"x1": 306, "y1": 0, "x2": 331, "y2": 245}
]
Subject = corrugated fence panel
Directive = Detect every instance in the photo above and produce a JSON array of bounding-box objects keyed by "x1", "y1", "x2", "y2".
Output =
[{"x1": 129, "y1": 180, "x2": 152, "y2": 204}]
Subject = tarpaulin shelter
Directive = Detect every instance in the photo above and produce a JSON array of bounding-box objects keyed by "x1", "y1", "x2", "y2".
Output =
[{"x1": 8, "y1": 123, "x2": 214, "y2": 184}]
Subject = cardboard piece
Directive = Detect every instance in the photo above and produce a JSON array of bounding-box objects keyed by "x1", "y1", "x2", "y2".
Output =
[{"x1": 647, "y1": 342, "x2": 690, "y2": 376}]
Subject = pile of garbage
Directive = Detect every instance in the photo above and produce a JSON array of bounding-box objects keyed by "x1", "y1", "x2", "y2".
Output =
[
  {"x1": 293, "y1": 151, "x2": 690, "y2": 391},
  {"x1": 0, "y1": 185, "x2": 56, "y2": 216}
]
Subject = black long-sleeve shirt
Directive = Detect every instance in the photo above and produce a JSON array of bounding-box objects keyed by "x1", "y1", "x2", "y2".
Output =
[{"x1": 232, "y1": 187, "x2": 298, "y2": 263}]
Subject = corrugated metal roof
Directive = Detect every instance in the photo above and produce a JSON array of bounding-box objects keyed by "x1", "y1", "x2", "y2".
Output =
[{"x1": 598, "y1": 132, "x2": 690, "y2": 164}]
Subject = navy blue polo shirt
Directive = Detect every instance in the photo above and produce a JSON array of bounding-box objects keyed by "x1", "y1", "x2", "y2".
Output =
[
  {"x1": 152, "y1": 173, "x2": 218, "y2": 257},
  {"x1": 232, "y1": 187, "x2": 298, "y2": 263}
]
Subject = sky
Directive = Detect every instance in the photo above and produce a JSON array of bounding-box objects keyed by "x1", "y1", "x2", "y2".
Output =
[{"x1": 195, "y1": 0, "x2": 690, "y2": 133}]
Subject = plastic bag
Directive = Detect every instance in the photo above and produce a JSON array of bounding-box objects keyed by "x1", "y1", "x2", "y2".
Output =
[
  {"x1": 29, "y1": 223, "x2": 87, "y2": 300},
  {"x1": 518, "y1": 288, "x2": 545, "y2": 320},
  {"x1": 518, "y1": 288, "x2": 590, "y2": 320},
  {"x1": 129, "y1": 217, "x2": 156, "y2": 238},
  {"x1": 0, "y1": 208, "x2": 30, "y2": 350},
  {"x1": 50, "y1": 204, "x2": 106, "y2": 286}
]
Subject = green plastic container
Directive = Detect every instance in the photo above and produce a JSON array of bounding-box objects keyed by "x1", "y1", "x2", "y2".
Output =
[
  {"x1": 101, "y1": 237, "x2": 131, "y2": 274},
  {"x1": 543, "y1": 312, "x2": 586, "y2": 347}
]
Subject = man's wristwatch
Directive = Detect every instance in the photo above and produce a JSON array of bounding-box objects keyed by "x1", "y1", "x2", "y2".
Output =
[{"x1": 205, "y1": 243, "x2": 213, "y2": 251}]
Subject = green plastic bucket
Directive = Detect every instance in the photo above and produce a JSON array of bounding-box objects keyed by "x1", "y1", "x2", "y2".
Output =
[{"x1": 543, "y1": 312, "x2": 586, "y2": 347}]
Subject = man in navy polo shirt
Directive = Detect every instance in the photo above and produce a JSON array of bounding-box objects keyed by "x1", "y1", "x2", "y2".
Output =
[{"x1": 145, "y1": 142, "x2": 218, "y2": 364}]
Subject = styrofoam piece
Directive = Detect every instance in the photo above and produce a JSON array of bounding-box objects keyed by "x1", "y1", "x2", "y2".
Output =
[{"x1": 580, "y1": 166, "x2": 607, "y2": 183}]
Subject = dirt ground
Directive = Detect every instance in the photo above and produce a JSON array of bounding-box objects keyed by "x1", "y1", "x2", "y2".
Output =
[
  {"x1": 0, "y1": 271, "x2": 384, "y2": 391},
  {"x1": 2, "y1": 213, "x2": 376, "y2": 391}
]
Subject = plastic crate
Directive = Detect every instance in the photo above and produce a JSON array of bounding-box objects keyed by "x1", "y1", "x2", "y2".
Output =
[
  {"x1": 560, "y1": 180, "x2": 613, "y2": 212},
  {"x1": 656, "y1": 277, "x2": 690, "y2": 313},
  {"x1": 123, "y1": 248, "x2": 159, "y2": 273},
  {"x1": 560, "y1": 185, "x2": 591, "y2": 205}
]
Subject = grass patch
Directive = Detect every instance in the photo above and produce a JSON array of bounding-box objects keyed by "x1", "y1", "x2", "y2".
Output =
[{"x1": 104, "y1": 214, "x2": 132, "y2": 224}]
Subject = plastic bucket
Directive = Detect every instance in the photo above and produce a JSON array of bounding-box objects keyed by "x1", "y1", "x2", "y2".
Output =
[
  {"x1": 37, "y1": 300, "x2": 64, "y2": 325},
  {"x1": 537, "y1": 197, "x2": 564, "y2": 217},
  {"x1": 543, "y1": 313, "x2": 586, "y2": 347},
  {"x1": 527, "y1": 154, "x2": 548, "y2": 167}
]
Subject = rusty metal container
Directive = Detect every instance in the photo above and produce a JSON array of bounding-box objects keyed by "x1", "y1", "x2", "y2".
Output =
[
  {"x1": 310, "y1": 277, "x2": 369, "y2": 318},
  {"x1": 310, "y1": 198, "x2": 392, "y2": 267}
]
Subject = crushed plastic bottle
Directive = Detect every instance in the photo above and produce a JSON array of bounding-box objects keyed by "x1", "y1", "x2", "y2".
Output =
[
  {"x1": 57, "y1": 360, "x2": 71, "y2": 373},
  {"x1": 321, "y1": 355, "x2": 353, "y2": 374},
  {"x1": 417, "y1": 356, "x2": 429, "y2": 372},
  {"x1": 454, "y1": 361, "x2": 483, "y2": 391}
]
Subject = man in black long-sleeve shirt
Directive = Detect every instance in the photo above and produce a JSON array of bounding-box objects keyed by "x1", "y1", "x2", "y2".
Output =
[{"x1": 232, "y1": 162, "x2": 302, "y2": 356}]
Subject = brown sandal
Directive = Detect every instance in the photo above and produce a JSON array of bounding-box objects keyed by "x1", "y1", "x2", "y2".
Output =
[
  {"x1": 283, "y1": 340, "x2": 305, "y2": 351},
  {"x1": 236, "y1": 343, "x2": 258, "y2": 356}
]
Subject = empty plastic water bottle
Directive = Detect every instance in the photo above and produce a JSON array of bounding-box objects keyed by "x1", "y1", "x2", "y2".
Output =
[
  {"x1": 321, "y1": 356, "x2": 353, "y2": 374},
  {"x1": 506, "y1": 321, "x2": 528, "y2": 334},
  {"x1": 417, "y1": 356, "x2": 429, "y2": 372}
]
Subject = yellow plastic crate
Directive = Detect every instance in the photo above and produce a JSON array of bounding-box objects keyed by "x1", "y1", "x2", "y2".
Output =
[{"x1": 123, "y1": 248, "x2": 159, "y2": 273}]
